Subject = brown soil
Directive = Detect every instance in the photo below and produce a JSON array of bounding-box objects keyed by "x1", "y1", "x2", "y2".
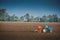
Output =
[{"x1": 0, "y1": 22, "x2": 60, "y2": 40}]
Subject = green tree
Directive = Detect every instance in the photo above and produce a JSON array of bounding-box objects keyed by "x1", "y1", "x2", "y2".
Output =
[
  {"x1": 30, "y1": 15, "x2": 34, "y2": 22},
  {"x1": 58, "y1": 18, "x2": 60, "y2": 22},
  {"x1": 40, "y1": 15, "x2": 47, "y2": 22},
  {"x1": 14, "y1": 16, "x2": 18, "y2": 21},
  {"x1": 48, "y1": 15, "x2": 53, "y2": 22},
  {"x1": 10, "y1": 14, "x2": 19, "y2": 21},
  {"x1": 53, "y1": 15, "x2": 58, "y2": 22},
  {"x1": 24, "y1": 13, "x2": 30, "y2": 22},
  {"x1": 20, "y1": 16, "x2": 24, "y2": 22},
  {"x1": 34, "y1": 17, "x2": 40, "y2": 22},
  {"x1": 0, "y1": 8, "x2": 8, "y2": 21},
  {"x1": 48, "y1": 15, "x2": 58, "y2": 22}
]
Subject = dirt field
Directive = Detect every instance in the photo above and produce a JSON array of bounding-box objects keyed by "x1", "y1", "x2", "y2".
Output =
[{"x1": 0, "y1": 22, "x2": 60, "y2": 40}]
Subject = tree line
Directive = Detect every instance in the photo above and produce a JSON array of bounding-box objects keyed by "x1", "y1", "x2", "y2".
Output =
[{"x1": 0, "y1": 8, "x2": 60, "y2": 22}]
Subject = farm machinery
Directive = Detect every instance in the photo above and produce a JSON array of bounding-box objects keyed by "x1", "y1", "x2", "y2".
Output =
[{"x1": 34, "y1": 25, "x2": 53, "y2": 33}]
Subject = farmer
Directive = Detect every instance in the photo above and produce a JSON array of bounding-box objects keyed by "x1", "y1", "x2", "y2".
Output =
[
  {"x1": 37, "y1": 26, "x2": 43, "y2": 33},
  {"x1": 45, "y1": 25, "x2": 49, "y2": 29}
]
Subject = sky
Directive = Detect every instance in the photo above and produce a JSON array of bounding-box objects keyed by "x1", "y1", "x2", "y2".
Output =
[{"x1": 0, "y1": 0, "x2": 60, "y2": 17}]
